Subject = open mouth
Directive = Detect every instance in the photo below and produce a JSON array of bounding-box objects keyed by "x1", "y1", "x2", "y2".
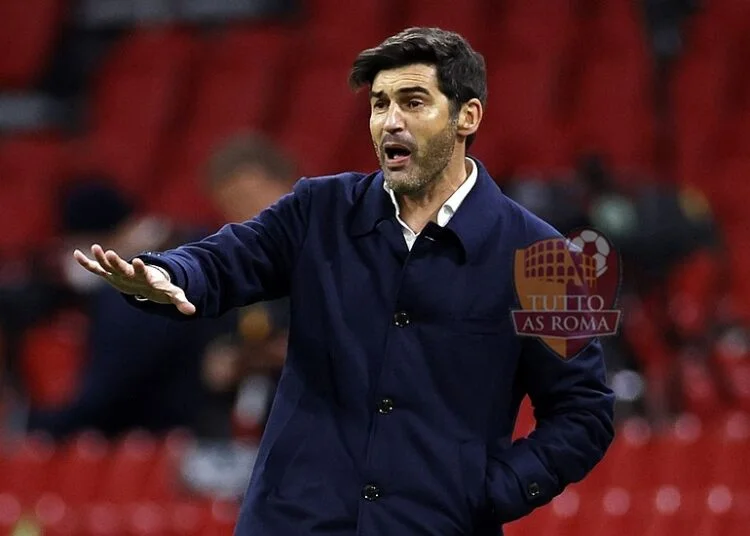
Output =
[{"x1": 383, "y1": 143, "x2": 412, "y2": 167}]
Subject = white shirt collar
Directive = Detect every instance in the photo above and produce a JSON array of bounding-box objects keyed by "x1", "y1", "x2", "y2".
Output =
[{"x1": 383, "y1": 157, "x2": 478, "y2": 230}]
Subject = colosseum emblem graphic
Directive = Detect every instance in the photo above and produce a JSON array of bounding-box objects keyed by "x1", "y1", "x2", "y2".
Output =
[{"x1": 511, "y1": 228, "x2": 622, "y2": 360}]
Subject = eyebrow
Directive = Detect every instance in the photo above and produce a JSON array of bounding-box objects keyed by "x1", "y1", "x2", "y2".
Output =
[{"x1": 369, "y1": 86, "x2": 432, "y2": 99}]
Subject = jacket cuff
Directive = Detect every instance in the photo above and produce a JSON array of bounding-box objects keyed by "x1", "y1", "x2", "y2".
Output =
[
  {"x1": 133, "y1": 251, "x2": 185, "y2": 288},
  {"x1": 487, "y1": 439, "x2": 559, "y2": 523},
  {"x1": 121, "y1": 251, "x2": 193, "y2": 319}
]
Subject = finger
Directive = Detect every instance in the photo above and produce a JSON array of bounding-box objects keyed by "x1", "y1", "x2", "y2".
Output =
[
  {"x1": 105, "y1": 250, "x2": 135, "y2": 278},
  {"x1": 169, "y1": 287, "x2": 196, "y2": 316},
  {"x1": 91, "y1": 244, "x2": 116, "y2": 273},
  {"x1": 132, "y1": 257, "x2": 149, "y2": 277},
  {"x1": 73, "y1": 249, "x2": 110, "y2": 277},
  {"x1": 132, "y1": 258, "x2": 164, "y2": 284}
]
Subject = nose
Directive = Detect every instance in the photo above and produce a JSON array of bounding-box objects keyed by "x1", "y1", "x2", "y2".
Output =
[{"x1": 383, "y1": 103, "x2": 405, "y2": 134}]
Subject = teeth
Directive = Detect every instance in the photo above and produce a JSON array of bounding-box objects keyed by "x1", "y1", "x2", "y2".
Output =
[{"x1": 386, "y1": 148, "x2": 408, "y2": 159}]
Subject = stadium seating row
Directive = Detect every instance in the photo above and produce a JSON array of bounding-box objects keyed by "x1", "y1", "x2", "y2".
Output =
[
  {"x1": 0, "y1": 429, "x2": 191, "y2": 508},
  {"x1": 0, "y1": 493, "x2": 238, "y2": 536},
  {"x1": 506, "y1": 485, "x2": 750, "y2": 536},
  {"x1": 2, "y1": 1, "x2": 749, "y2": 230},
  {"x1": 1, "y1": 413, "x2": 747, "y2": 502},
  {"x1": 0, "y1": 412, "x2": 747, "y2": 534}
]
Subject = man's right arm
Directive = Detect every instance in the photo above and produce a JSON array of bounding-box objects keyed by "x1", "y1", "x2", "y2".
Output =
[{"x1": 133, "y1": 178, "x2": 312, "y2": 318}]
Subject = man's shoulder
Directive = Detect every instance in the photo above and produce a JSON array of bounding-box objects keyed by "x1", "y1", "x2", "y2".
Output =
[
  {"x1": 293, "y1": 170, "x2": 380, "y2": 205},
  {"x1": 500, "y1": 191, "x2": 562, "y2": 245}
]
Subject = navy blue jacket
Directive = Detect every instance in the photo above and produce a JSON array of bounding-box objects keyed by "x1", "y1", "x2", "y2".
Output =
[{"x1": 133, "y1": 160, "x2": 615, "y2": 535}]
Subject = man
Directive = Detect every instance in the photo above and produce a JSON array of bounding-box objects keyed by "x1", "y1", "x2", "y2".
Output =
[
  {"x1": 200, "y1": 133, "x2": 292, "y2": 435},
  {"x1": 73, "y1": 28, "x2": 614, "y2": 535}
]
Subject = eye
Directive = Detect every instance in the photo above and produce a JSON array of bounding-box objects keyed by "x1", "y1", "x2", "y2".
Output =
[
  {"x1": 407, "y1": 99, "x2": 424, "y2": 109},
  {"x1": 372, "y1": 100, "x2": 387, "y2": 111}
]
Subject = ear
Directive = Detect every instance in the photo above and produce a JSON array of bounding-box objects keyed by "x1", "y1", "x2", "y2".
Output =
[{"x1": 456, "y1": 98, "x2": 483, "y2": 140}]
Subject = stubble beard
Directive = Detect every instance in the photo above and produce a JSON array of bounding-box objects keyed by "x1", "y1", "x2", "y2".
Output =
[{"x1": 381, "y1": 122, "x2": 458, "y2": 197}]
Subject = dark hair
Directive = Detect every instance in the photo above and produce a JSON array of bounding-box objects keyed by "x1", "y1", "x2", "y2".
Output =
[
  {"x1": 349, "y1": 27, "x2": 487, "y2": 148},
  {"x1": 61, "y1": 178, "x2": 133, "y2": 234},
  {"x1": 206, "y1": 132, "x2": 295, "y2": 187}
]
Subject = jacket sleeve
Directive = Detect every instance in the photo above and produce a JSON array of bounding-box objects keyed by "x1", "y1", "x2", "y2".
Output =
[
  {"x1": 486, "y1": 337, "x2": 615, "y2": 524},
  {"x1": 127, "y1": 178, "x2": 312, "y2": 319}
]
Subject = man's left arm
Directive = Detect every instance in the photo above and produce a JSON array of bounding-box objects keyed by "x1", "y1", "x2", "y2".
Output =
[{"x1": 486, "y1": 338, "x2": 615, "y2": 524}]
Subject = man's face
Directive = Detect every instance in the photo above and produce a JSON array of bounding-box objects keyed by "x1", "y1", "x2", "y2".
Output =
[
  {"x1": 369, "y1": 64, "x2": 458, "y2": 195},
  {"x1": 211, "y1": 167, "x2": 287, "y2": 222}
]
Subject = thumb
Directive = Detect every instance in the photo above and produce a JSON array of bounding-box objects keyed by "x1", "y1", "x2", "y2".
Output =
[{"x1": 169, "y1": 287, "x2": 197, "y2": 316}]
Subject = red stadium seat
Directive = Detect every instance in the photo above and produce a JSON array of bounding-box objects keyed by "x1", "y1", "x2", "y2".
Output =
[
  {"x1": 542, "y1": 488, "x2": 586, "y2": 535},
  {"x1": 678, "y1": 355, "x2": 724, "y2": 418},
  {"x1": 471, "y1": 56, "x2": 570, "y2": 175},
  {"x1": 0, "y1": 494, "x2": 23, "y2": 534},
  {"x1": 572, "y1": 46, "x2": 656, "y2": 171},
  {"x1": 671, "y1": 56, "x2": 728, "y2": 187},
  {"x1": 712, "y1": 412, "x2": 750, "y2": 491},
  {"x1": 0, "y1": 0, "x2": 65, "y2": 88},
  {"x1": 512, "y1": 396, "x2": 535, "y2": 440},
  {"x1": 299, "y1": 0, "x2": 396, "y2": 67},
  {"x1": 181, "y1": 25, "x2": 294, "y2": 142},
  {"x1": 577, "y1": 417, "x2": 653, "y2": 493},
  {"x1": 402, "y1": 0, "x2": 486, "y2": 48},
  {"x1": 82, "y1": 503, "x2": 123, "y2": 536},
  {"x1": 35, "y1": 494, "x2": 79, "y2": 536},
  {"x1": 667, "y1": 249, "x2": 722, "y2": 339},
  {"x1": 54, "y1": 431, "x2": 110, "y2": 508},
  {"x1": 495, "y1": 0, "x2": 575, "y2": 58},
  {"x1": 0, "y1": 434, "x2": 56, "y2": 508},
  {"x1": 668, "y1": 1, "x2": 750, "y2": 185},
  {"x1": 143, "y1": 429, "x2": 194, "y2": 501},
  {"x1": 707, "y1": 159, "x2": 750, "y2": 323},
  {"x1": 100, "y1": 430, "x2": 158, "y2": 504},
  {"x1": 271, "y1": 64, "x2": 361, "y2": 177},
  {"x1": 70, "y1": 28, "x2": 195, "y2": 200},
  {"x1": 652, "y1": 414, "x2": 716, "y2": 490},
  {"x1": 722, "y1": 359, "x2": 750, "y2": 412},
  {"x1": 150, "y1": 25, "x2": 295, "y2": 228},
  {"x1": 125, "y1": 502, "x2": 168, "y2": 536},
  {"x1": 203, "y1": 500, "x2": 239, "y2": 536},
  {"x1": 504, "y1": 502, "x2": 550, "y2": 536},
  {"x1": 470, "y1": 1, "x2": 576, "y2": 174},
  {"x1": 0, "y1": 135, "x2": 66, "y2": 257},
  {"x1": 577, "y1": 488, "x2": 650, "y2": 536},
  {"x1": 621, "y1": 296, "x2": 674, "y2": 372},
  {"x1": 692, "y1": 485, "x2": 748, "y2": 536},
  {"x1": 167, "y1": 501, "x2": 209, "y2": 536},
  {"x1": 338, "y1": 105, "x2": 379, "y2": 173},
  {"x1": 642, "y1": 487, "x2": 699, "y2": 536},
  {"x1": 19, "y1": 308, "x2": 89, "y2": 410}
]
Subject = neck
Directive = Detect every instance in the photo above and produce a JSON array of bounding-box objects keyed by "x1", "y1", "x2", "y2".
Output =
[{"x1": 398, "y1": 152, "x2": 469, "y2": 234}]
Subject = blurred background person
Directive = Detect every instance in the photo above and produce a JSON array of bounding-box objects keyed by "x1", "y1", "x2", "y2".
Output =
[
  {"x1": 25, "y1": 178, "x2": 238, "y2": 440},
  {"x1": 199, "y1": 132, "x2": 295, "y2": 442}
]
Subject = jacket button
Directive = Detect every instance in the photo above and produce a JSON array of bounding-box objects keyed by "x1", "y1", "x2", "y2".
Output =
[
  {"x1": 527, "y1": 482, "x2": 541, "y2": 498},
  {"x1": 393, "y1": 311, "x2": 410, "y2": 327},
  {"x1": 362, "y1": 484, "x2": 381, "y2": 501},
  {"x1": 377, "y1": 398, "x2": 394, "y2": 414}
]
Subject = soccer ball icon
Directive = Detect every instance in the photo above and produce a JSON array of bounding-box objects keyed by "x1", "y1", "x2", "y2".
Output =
[{"x1": 570, "y1": 229, "x2": 610, "y2": 277}]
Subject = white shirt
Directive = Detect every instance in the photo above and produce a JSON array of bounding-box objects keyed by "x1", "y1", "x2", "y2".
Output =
[{"x1": 383, "y1": 157, "x2": 478, "y2": 250}]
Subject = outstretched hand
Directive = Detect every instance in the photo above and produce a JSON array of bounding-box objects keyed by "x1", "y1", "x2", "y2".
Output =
[{"x1": 73, "y1": 244, "x2": 197, "y2": 315}]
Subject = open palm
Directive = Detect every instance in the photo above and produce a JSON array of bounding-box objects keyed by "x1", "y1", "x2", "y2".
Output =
[{"x1": 73, "y1": 244, "x2": 196, "y2": 315}]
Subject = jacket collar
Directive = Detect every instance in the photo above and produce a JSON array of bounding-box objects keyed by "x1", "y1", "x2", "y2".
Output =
[{"x1": 348, "y1": 158, "x2": 505, "y2": 263}]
